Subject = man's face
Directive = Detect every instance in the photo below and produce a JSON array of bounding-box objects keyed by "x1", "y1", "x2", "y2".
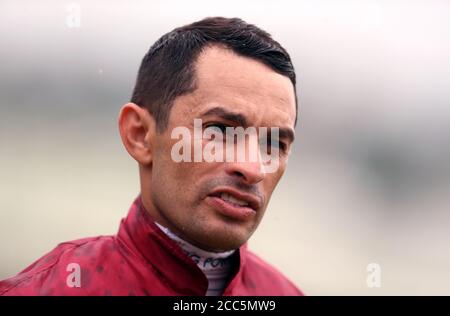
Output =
[{"x1": 148, "y1": 46, "x2": 296, "y2": 251}]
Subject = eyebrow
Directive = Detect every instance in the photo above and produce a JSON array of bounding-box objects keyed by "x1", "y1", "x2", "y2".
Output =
[
  {"x1": 201, "y1": 106, "x2": 248, "y2": 127},
  {"x1": 201, "y1": 106, "x2": 295, "y2": 143}
]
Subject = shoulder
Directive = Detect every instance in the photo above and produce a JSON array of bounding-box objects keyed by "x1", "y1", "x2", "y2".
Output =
[
  {"x1": 0, "y1": 236, "x2": 118, "y2": 295},
  {"x1": 242, "y1": 250, "x2": 304, "y2": 296}
]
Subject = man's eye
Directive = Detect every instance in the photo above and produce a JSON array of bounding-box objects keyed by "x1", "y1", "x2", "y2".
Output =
[
  {"x1": 204, "y1": 123, "x2": 228, "y2": 134},
  {"x1": 261, "y1": 138, "x2": 287, "y2": 153}
]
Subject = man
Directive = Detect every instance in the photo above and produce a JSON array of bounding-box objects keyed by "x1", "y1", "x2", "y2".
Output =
[{"x1": 0, "y1": 17, "x2": 302, "y2": 296}]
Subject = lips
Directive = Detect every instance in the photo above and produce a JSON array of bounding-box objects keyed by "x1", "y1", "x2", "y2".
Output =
[
  {"x1": 219, "y1": 192, "x2": 249, "y2": 207},
  {"x1": 208, "y1": 187, "x2": 262, "y2": 211},
  {"x1": 205, "y1": 187, "x2": 263, "y2": 221}
]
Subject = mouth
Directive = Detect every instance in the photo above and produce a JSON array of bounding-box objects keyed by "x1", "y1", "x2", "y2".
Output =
[{"x1": 205, "y1": 188, "x2": 262, "y2": 221}]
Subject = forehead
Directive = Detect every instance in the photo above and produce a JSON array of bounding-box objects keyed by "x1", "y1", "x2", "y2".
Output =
[{"x1": 175, "y1": 46, "x2": 296, "y2": 128}]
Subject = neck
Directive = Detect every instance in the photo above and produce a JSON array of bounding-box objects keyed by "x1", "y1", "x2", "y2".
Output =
[{"x1": 155, "y1": 222, "x2": 237, "y2": 296}]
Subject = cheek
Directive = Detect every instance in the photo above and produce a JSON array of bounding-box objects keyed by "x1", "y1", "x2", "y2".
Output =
[
  {"x1": 152, "y1": 145, "x2": 185, "y2": 197},
  {"x1": 158, "y1": 138, "x2": 190, "y2": 175},
  {"x1": 263, "y1": 166, "x2": 286, "y2": 197},
  {"x1": 154, "y1": 136, "x2": 205, "y2": 199}
]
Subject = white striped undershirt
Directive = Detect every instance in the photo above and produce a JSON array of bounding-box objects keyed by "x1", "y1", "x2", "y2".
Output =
[{"x1": 155, "y1": 222, "x2": 236, "y2": 296}]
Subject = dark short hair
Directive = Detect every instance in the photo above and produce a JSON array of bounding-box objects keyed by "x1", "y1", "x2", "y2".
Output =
[{"x1": 130, "y1": 17, "x2": 297, "y2": 132}]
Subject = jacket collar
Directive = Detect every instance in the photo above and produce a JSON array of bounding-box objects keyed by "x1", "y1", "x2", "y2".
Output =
[{"x1": 117, "y1": 195, "x2": 247, "y2": 295}]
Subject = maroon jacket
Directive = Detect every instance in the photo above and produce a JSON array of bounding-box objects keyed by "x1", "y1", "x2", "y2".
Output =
[{"x1": 0, "y1": 196, "x2": 303, "y2": 296}]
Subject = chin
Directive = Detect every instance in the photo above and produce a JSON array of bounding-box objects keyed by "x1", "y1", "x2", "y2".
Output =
[
  {"x1": 179, "y1": 208, "x2": 259, "y2": 251},
  {"x1": 198, "y1": 238, "x2": 245, "y2": 252},
  {"x1": 195, "y1": 225, "x2": 253, "y2": 252}
]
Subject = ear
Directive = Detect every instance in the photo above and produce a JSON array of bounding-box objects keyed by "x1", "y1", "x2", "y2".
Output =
[{"x1": 118, "y1": 103, "x2": 155, "y2": 165}]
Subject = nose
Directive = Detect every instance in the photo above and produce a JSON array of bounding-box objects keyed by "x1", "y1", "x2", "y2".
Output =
[{"x1": 224, "y1": 148, "x2": 266, "y2": 185}]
